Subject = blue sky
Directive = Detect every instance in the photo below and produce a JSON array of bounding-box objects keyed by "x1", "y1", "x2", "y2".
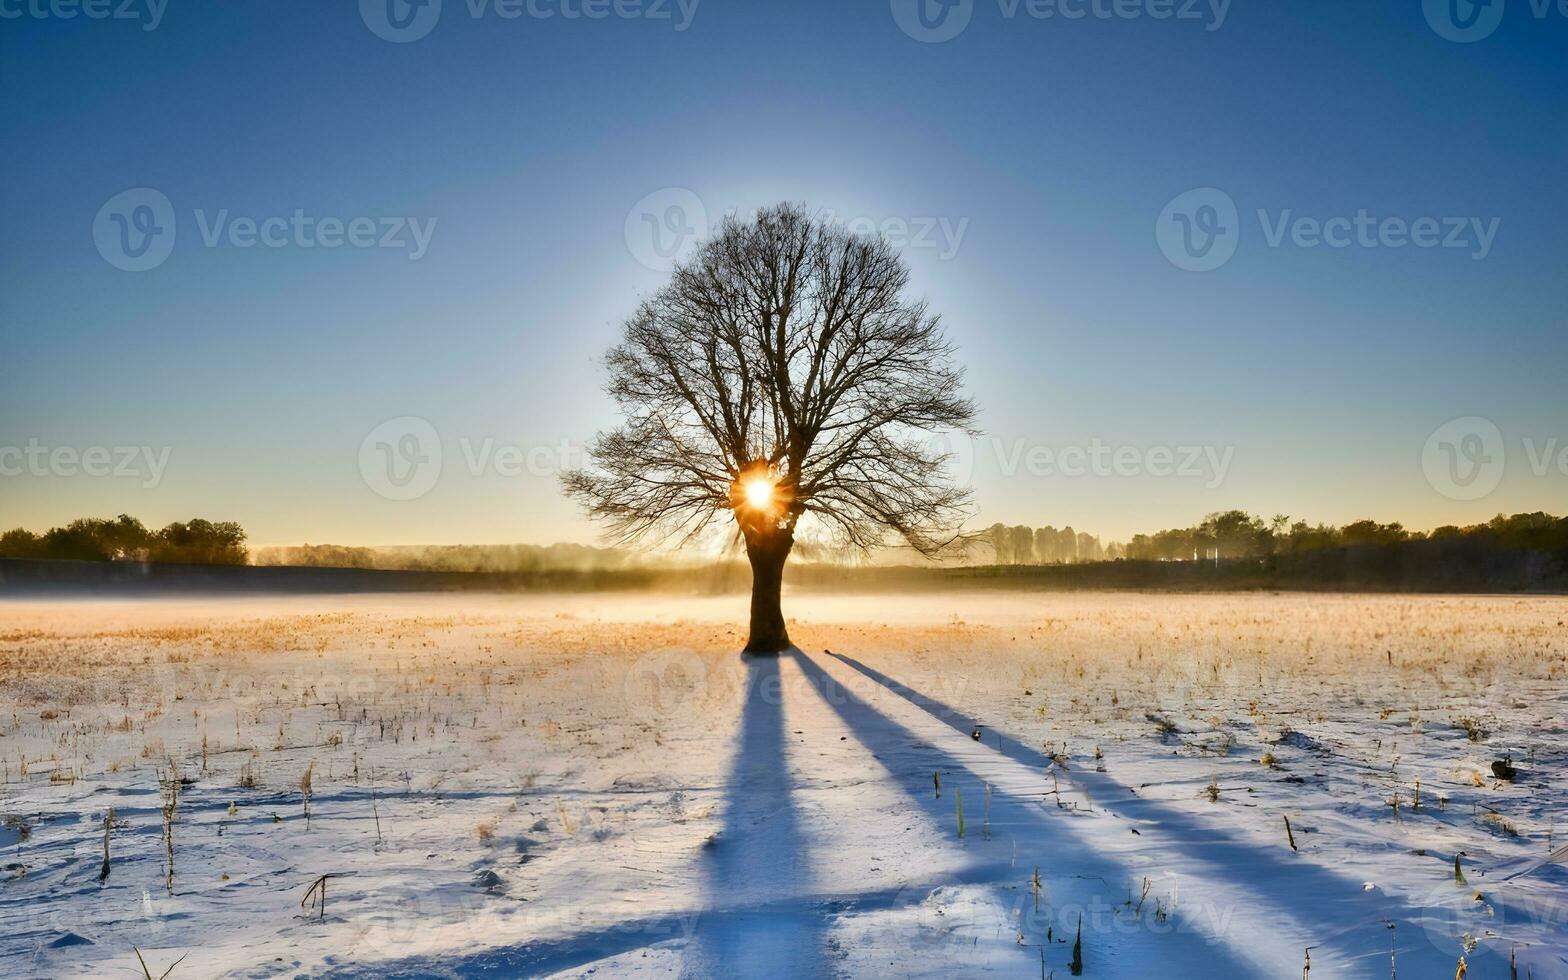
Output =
[{"x1": 2, "y1": 0, "x2": 1565, "y2": 546}]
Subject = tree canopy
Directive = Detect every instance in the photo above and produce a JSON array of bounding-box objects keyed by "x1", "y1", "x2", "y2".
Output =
[
  {"x1": 0, "y1": 515, "x2": 247, "y2": 565},
  {"x1": 564, "y1": 203, "x2": 978, "y2": 558}
]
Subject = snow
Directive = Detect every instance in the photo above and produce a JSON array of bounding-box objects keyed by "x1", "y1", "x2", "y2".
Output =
[{"x1": 0, "y1": 591, "x2": 1564, "y2": 977}]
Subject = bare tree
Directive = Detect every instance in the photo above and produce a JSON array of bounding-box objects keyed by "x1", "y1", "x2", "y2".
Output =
[{"x1": 564, "y1": 203, "x2": 978, "y2": 652}]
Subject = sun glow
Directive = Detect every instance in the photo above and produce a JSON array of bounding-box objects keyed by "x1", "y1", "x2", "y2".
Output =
[{"x1": 742, "y1": 476, "x2": 776, "y2": 511}]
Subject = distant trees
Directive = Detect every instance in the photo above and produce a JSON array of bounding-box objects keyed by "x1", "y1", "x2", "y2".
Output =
[
  {"x1": 251, "y1": 543, "x2": 380, "y2": 569},
  {"x1": 1077, "y1": 530, "x2": 1102, "y2": 562},
  {"x1": 0, "y1": 515, "x2": 150, "y2": 562},
  {"x1": 1338, "y1": 519, "x2": 1409, "y2": 548},
  {"x1": 1059, "y1": 526, "x2": 1078, "y2": 562},
  {"x1": 1275, "y1": 520, "x2": 1339, "y2": 555},
  {"x1": 986, "y1": 524, "x2": 1012, "y2": 564},
  {"x1": 1459, "y1": 511, "x2": 1568, "y2": 553},
  {"x1": 1127, "y1": 510, "x2": 1270, "y2": 561},
  {"x1": 983, "y1": 509, "x2": 1568, "y2": 567},
  {"x1": 1010, "y1": 525, "x2": 1034, "y2": 564},
  {"x1": 151, "y1": 519, "x2": 247, "y2": 564},
  {"x1": 0, "y1": 516, "x2": 247, "y2": 565},
  {"x1": 985, "y1": 522, "x2": 1106, "y2": 565},
  {"x1": 250, "y1": 542, "x2": 630, "y2": 573},
  {"x1": 1203, "y1": 510, "x2": 1272, "y2": 558},
  {"x1": 1124, "y1": 510, "x2": 1568, "y2": 562},
  {"x1": 1033, "y1": 525, "x2": 1057, "y2": 563},
  {"x1": 1, "y1": 517, "x2": 146, "y2": 561}
]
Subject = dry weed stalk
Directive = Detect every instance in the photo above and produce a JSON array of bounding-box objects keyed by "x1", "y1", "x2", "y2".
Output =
[
  {"x1": 99, "y1": 807, "x2": 114, "y2": 882},
  {"x1": 1069, "y1": 912, "x2": 1083, "y2": 975},
  {"x1": 159, "y1": 764, "x2": 180, "y2": 895},
  {"x1": 370, "y1": 766, "x2": 383, "y2": 845},
  {"x1": 300, "y1": 872, "x2": 347, "y2": 921},
  {"x1": 133, "y1": 947, "x2": 187, "y2": 979},
  {"x1": 301, "y1": 761, "x2": 314, "y2": 828}
]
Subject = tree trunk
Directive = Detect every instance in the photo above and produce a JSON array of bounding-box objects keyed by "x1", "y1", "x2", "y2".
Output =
[{"x1": 743, "y1": 530, "x2": 793, "y2": 653}]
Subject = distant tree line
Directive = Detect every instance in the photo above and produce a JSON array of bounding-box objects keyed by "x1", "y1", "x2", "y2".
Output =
[
  {"x1": 0, "y1": 515, "x2": 247, "y2": 565},
  {"x1": 984, "y1": 523, "x2": 1121, "y2": 564},
  {"x1": 982, "y1": 511, "x2": 1568, "y2": 568},
  {"x1": 250, "y1": 542, "x2": 632, "y2": 573},
  {"x1": 7, "y1": 510, "x2": 1563, "y2": 579},
  {"x1": 1124, "y1": 510, "x2": 1568, "y2": 562}
]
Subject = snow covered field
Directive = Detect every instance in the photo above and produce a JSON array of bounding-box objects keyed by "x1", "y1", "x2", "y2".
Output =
[{"x1": 1, "y1": 591, "x2": 1565, "y2": 978}]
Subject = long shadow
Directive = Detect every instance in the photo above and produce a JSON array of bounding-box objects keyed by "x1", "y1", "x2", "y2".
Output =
[
  {"x1": 790, "y1": 651, "x2": 1264, "y2": 978},
  {"x1": 332, "y1": 652, "x2": 1050, "y2": 979},
  {"x1": 682, "y1": 652, "x2": 831, "y2": 978},
  {"x1": 320, "y1": 654, "x2": 836, "y2": 979},
  {"x1": 827, "y1": 651, "x2": 1518, "y2": 976}
]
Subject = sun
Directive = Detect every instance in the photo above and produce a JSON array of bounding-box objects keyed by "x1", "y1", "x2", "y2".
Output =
[{"x1": 742, "y1": 476, "x2": 775, "y2": 511}]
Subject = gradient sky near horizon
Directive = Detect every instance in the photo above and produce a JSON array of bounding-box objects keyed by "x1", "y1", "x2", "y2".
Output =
[{"x1": 2, "y1": 0, "x2": 1566, "y2": 547}]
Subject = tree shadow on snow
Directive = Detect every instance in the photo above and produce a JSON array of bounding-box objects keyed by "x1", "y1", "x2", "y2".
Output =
[
  {"x1": 681, "y1": 651, "x2": 833, "y2": 978},
  {"x1": 822, "y1": 651, "x2": 1518, "y2": 977},
  {"x1": 788, "y1": 650, "x2": 1264, "y2": 978}
]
